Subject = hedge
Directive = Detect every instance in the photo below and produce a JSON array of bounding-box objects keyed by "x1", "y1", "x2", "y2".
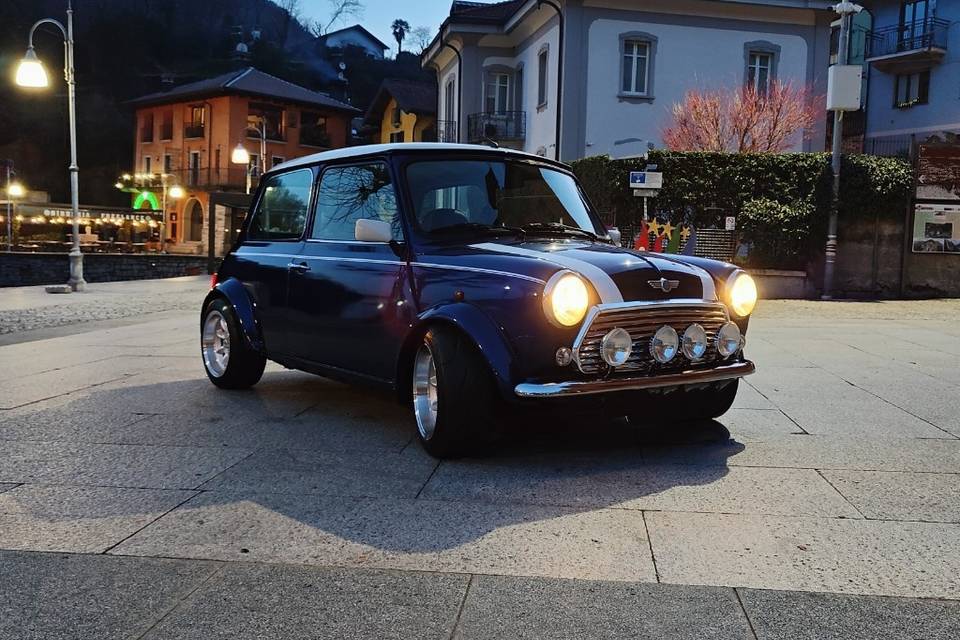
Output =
[{"x1": 570, "y1": 151, "x2": 913, "y2": 268}]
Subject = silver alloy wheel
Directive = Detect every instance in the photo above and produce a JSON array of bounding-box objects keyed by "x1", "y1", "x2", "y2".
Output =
[
  {"x1": 201, "y1": 310, "x2": 231, "y2": 377},
  {"x1": 412, "y1": 343, "x2": 438, "y2": 440}
]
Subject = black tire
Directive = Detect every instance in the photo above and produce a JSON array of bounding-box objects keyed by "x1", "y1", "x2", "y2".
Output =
[
  {"x1": 201, "y1": 297, "x2": 266, "y2": 390},
  {"x1": 627, "y1": 379, "x2": 739, "y2": 425},
  {"x1": 412, "y1": 326, "x2": 500, "y2": 458}
]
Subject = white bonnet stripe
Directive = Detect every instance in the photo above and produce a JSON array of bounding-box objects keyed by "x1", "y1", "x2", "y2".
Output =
[{"x1": 470, "y1": 243, "x2": 624, "y2": 303}]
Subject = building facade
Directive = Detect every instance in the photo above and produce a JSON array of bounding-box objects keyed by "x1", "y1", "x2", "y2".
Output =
[
  {"x1": 320, "y1": 25, "x2": 390, "y2": 58},
  {"x1": 364, "y1": 79, "x2": 439, "y2": 143},
  {"x1": 858, "y1": 0, "x2": 958, "y2": 156},
  {"x1": 422, "y1": 0, "x2": 834, "y2": 161},
  {"x1": 129, "y1": 67, "x2": 358, "y2": 257}
]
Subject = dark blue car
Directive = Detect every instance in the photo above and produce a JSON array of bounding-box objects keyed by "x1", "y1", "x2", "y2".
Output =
[{"x1": 200, "y1": 143, "x2": 757, "y2": 457}]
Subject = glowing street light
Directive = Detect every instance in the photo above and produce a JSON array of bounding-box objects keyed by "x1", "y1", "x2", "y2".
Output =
[
  {"x1": 168, "y1": 185, "x2": 185, "y2": 200},
  {"x1": 15, "y1": 47, "x2": 48, "y2": 88},
  {"x1": 7, "y1": 182, "x2": 26, "y2": 198},
  {"x1": 230, "y1": 144, "x2": 250, "y2": 166}
]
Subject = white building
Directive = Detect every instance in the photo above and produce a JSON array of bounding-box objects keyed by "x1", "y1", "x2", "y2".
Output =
[
  {"x1": 422, "y1": 0, "x2": 835, "y2": 160},
  {"x1": 320, "y1": 25, "x2": 390, "y2": 59}
]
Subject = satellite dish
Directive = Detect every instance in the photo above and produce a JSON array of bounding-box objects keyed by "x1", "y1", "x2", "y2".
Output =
[
  {"x1": 338, "y1": 62, "x2": 347, "y2": 70},
  {"x1": 235, "y1": 42, "x2": 249, "y2": 54}
]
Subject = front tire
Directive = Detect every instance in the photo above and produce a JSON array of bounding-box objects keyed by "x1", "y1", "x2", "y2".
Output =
[
  {"x1": 412, "y1": 326, "x2": 499, "y2": 458},
  {"x1": 201, "y1": 298, "x2": 266, "y2": 389}
]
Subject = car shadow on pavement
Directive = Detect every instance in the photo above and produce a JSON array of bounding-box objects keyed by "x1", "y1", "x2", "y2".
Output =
[{"x1": 2, "y1": 368, "x2": 743, "y2": 560}]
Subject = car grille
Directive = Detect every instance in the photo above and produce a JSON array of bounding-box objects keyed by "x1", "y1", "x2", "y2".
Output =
[{"x1": 574, "y1": 302, "x2": 730, "y2": 374}]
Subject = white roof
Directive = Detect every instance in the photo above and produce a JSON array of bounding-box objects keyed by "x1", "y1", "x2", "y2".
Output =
[{"x1": 272, "y1": 143, "x2": 551, "y2": 172}]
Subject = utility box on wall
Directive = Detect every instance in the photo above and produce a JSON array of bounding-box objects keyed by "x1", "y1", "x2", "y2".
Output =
[{"x1": 827, "y1": 65, "x2": 863, "y2": 111}]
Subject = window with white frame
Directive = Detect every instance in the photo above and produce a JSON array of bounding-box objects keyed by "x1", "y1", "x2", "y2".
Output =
[
  {"x1": 444, "y1": 79, "x2": 455, "y2": 120},
  {"x1": 747, "y1": 52, "x2": 773, "y2": 94},
  {"x1": 486, "y1": 73, "x2": 510, "y2": 114},
  {"x1": 621, "y1": 40, "x2": 650, "y2": 95}
]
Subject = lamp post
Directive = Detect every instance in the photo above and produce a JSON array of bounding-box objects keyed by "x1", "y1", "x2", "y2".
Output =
[
  {"x1": 537, "y1": 0, "x2": 564, "y2": 161},
  {"x1": 4, "y1": 163, "x2": 26, "y2": 252},
  {"x1": 16, "y1": 1, "x2": 85, "y2": 290},
  {"x1": 231, "y1": 118, "x2": 267, "y2": 195},
  {"x1": 822, "y1": 1, "x2": 863, "y2": 300}
]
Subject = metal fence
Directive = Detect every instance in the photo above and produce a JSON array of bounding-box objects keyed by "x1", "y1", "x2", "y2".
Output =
[{"x1": 467, "y1": 111, "x2": 525, "y2": 143}]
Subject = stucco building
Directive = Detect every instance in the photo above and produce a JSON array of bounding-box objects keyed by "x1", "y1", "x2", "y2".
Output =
[
  {"x1": 364, "y1": 79, "x2": 440, "y2": 143},
  {"x1": 422, "y1": 0, "x2": 835, "y2": 160},
  {"x1": 128, "y1": 67, "x2": 358, "y2": 256}
]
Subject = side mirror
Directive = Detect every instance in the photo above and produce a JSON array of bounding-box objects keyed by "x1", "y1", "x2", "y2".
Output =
[
  {"x1": 607, "y1": 227, "x2": 622, "y2": 246},
  {"x1": 355, "y1": 218, "x2": 392, "y2": 243}
]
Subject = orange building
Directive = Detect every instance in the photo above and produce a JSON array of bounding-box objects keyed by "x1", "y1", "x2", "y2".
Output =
[{"x1": 128, "y1": 67, "x2": 359, "y2": 256}]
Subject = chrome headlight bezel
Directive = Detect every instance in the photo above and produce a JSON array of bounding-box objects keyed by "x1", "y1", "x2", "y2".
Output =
[
  {"x1": 542, "y1": 270, "x2": 591, "y2": 328},
  {"x1": 726, "y1": 270, "x2": 758, "y2": 318}
]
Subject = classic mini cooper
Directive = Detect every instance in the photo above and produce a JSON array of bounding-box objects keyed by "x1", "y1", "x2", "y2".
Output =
[{"x1": 200, "y1": 143, "x2": 757, "y2": 457}]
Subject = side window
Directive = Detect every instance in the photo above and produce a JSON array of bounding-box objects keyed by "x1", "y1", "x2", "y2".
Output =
[
  {"x1": 312, "y1": 162, "x2": 401, "y2": 241},
  {"x1": 247, "y1": 168, "x2": 312, "y2": 241}
]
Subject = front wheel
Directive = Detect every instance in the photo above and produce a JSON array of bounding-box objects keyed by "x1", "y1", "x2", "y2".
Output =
[
  {"x1": 627, "y1": 379, "x2": 739, "y2": 425},
  {"x1": 411, "y1": 326, "x2": 499, "y2": 458},
  {"x1": 201, "y1": 298, "x2": 266, "y2": 389}
]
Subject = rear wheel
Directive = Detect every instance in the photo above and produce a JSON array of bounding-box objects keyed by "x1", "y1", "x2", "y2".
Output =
[
  {"x1": 627, "y1": 379, "x2": 739, "y2": 425},
  {"x1": 201, "y1": 298, "x2": 266, "y2": 389},
  {"x1": 412, "y1": 326, "x2": 499, "y2": 458}
]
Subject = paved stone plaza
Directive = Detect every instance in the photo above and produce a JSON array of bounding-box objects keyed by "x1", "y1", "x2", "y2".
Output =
[{"x1": 1, "y1": 276, "x2": 958, "y2": 639}]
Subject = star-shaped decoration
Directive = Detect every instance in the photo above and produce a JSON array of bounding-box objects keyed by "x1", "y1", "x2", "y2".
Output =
[
  {"x1": 649, "y1": 220, "x2": 663, "y2": 237},
  {"x1": 680, "y1": 226, "x2": 692, "y2": 242},
  {"x1": 660, "y1": 221, "x2": 675, "y2": 240}
]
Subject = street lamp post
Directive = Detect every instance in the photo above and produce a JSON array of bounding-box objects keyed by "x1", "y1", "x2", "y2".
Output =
[
  {"x1": 15, "y1": 0, "x2": 86, "y2": 291},
  {"x1": 231, "y1": 119, "x2": 267, "y2": 194},
  {"x1": 4, "y1": 163, "x2": 26, "y2": 252},
  {"x1": 823, "y1": 1, "x2": 863, "y2": 300}
]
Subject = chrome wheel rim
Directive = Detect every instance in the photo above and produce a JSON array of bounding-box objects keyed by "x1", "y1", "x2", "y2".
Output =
[
  {"x1": 412, "y1": 344, "x2": 438, "y2": 440},
  {"x1": 201, "y1": 310, "x2": 230, "y2": 377}
]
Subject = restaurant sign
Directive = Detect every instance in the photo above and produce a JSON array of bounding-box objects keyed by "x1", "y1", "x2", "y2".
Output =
[{"x1": 15, "y1": 203, "x2": 162, "y2": 223}]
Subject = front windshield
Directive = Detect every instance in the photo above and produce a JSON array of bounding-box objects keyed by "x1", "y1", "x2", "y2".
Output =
[{"x1": 405, "y1": 160, "x2": 602, "y2": 237}]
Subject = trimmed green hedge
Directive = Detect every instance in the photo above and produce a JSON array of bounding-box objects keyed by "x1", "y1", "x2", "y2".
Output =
[{"x1": 570, "y1": 152, "x2": 912, "y2": 268}]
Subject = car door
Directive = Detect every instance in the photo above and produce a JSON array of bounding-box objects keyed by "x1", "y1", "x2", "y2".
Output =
[
  {"x1": 230, "y1": 167, "x2": 313, "y2": 357},
  {"x1": 285, "y1": 160, "x2": 413, "y2": 382}
]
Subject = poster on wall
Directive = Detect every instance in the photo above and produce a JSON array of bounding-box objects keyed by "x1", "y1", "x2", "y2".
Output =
[
  {"x1": 917, "y1": 144, "x2": 960, "y2": 201},
  {"x1": 913, "y1": 203, "x2": 960, "y2": 254}
]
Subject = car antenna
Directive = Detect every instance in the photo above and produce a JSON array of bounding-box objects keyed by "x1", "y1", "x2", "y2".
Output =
[{"x1": 482, "y1": 137, "x2": 500, "y2": 149}]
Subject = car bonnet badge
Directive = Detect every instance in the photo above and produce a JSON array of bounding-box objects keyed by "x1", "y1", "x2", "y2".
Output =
[{"x1": 648, "y1": 277, "x2": 680, "y2": 293}]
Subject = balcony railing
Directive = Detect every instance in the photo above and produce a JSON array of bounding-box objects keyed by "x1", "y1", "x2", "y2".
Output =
[
  {"x1": 467, "y1": 111, "x2": 525, "y2": 143},
  {"x1": 299, "y1": 128, "x2": 331, "y2": 148},
  {"x1": 143, "y1": 168, "x2": 251, "y2": 191},
  {"x1": 436, "y1": 120, "x2": 458, "y2": 143},
  {"x1": 866, "y1": 17, "x2": 949, "y2": 61},
  {"x1": 184, "y1": 124, "x2": 205, "y2": 139}
]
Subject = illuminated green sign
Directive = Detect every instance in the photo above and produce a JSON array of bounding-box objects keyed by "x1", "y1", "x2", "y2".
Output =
[{"x1": 133, "y1": 191, "x2": 161, "y2": 210}]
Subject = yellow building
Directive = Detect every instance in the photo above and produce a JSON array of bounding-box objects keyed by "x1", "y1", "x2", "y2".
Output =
[{"x1": 364, "y1": 79, "x2": 439, "y2": 143}]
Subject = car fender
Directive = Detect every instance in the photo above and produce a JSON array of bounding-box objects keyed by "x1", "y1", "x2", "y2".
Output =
[
  {"x1": 407, "y1": 302, "x2": 517, "y2": 399},
  {"x1": 202, "y1": 277, "x2": 264, "y2": 352}
]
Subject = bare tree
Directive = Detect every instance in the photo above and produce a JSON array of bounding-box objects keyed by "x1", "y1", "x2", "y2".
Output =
[
  {"x1": 391, "y1": 19, "x2": 411, "y2": 53},
  {"x1": 276, "y1": 0, "x2": 301, "y2": 48},
  {"x1": 662, "y1": 81, "x2": 822, "y2": 153},
  {"x1": 314, "y1": 0, "x2": 365, "y2": 36},
  {"x1": 411, "y1": 26, "x2": 432, "y2": 53}
]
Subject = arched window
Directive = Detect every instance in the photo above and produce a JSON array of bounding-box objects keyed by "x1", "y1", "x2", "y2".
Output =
[{"x1": 184, "y1": 198, "x2": 204, "y2": 241}]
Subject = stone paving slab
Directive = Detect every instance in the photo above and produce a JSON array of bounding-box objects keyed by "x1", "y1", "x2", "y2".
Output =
[
  {"x1": 711, "y1": 408, "x2": 802, "y2": 440},
  {"x1": 730, "y1": 381, "x2": 776, "y2": 410},
  {"x1": 643, "y1": 435, "x2": 960, "y2": 473},
  {"x1": 747, "y1": 366, "x2": 950, "y2": 438},
  {"x1": 422, "y1": 460, "x2": 859, "y2": 518},
  {"x1": 0, "y1": 550, "x2": 217, "y2": 640},
  {"x1": 141, "y1": 562, "x2": 468, "y2": 640},
  {"x1": 110, "y1": 490, "x2": 657, "y2": 582},
  {"x1": 453, "y1": 575, "x2": 754, "y2": 640},
  {"x1": 739, "y1": 588, "x2": 960, "y2": 640},
  {"x1": 0, "y1": 484, "x2": 196, "y2": 553},
  {"x1": 0, "y1": 482, "x2": 18, "y2": 494},
  {"x1": 199, "y1": 447, "x2": 437, "y2": 499},
  {"x1": 820, "y1": 469, "x2": 960, "y2": 523},
  {"x1": 0, "y1": 440, "x2": 251, "y2": 489},
  {"x1": 646, "y1": 511, "x2": 960, "y2": 599},
  {"x1": 0, "y1": 407, "x2": 150, "y2": 443}
]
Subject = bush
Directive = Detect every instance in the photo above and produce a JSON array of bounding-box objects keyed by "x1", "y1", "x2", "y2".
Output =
[{"x1": 570, "y1": 151, "x2": 912, "y2": 269}]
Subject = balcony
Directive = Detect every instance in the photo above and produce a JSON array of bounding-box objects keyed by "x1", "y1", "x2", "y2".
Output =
[
  {"x1": 158, "y1": 168, "x2": 251, "y2": 192},
  {"x1": 184, "y1": 124, "x2": 205, "y2": 139},
  {"x1": 299, "y1": 127, "x2": 331, "y2": 148},
  {"x1": 467, "y1": 111, "x2": 525, "y2": 144},
  {"x1": 865, "y1": 18, "x2": 949, "y2": 72}
]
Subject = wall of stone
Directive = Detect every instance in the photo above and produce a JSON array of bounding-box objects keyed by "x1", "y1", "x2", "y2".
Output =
[{"x1": 0, "y1": 253, "x2": 210, "y2": 287}]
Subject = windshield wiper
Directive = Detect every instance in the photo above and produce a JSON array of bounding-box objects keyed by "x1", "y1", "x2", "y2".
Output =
[
  {"x1": 428, "y1": 222, "x2": 525, "y2": 238},
  {"x1": 521, "y1": 222, "x2": 598, "y2": 241}
]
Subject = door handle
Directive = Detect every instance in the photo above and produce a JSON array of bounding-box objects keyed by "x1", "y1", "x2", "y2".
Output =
[{"x1": 287, "y1": 261, "x2": 310, "y2": 273}]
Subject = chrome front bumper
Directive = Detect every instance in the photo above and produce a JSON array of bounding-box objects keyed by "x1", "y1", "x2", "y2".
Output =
[{"x1": 514, "y1": 360, "x2": 755, "y2": 398}]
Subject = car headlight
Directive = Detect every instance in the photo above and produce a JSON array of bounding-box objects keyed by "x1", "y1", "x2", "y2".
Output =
[
  {"x1": 727, "y1": 271, "x2": 758, "y2": 317},
  {"x1": 543, "y1": 270, "x2": 590, "y2": 327}
]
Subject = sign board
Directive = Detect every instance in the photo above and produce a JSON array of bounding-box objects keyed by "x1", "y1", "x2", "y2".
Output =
[
  {"x1": 629, "y1": 171, "x2": 663, "y2": 189},
  {"x1": 917, "y1": 145, "x2": 960, "y2": 201},
  {"x1": 912, "y1": 203, "x2": 960, "y2": 253},
  {"x1": 826, "y1": 64, "x2": 863, "y2": 112},
  {"x1": 725, "y1": 216, "x2": 736, "y2": 231},
  {"x1": 633, "y1": 188, "x2": 660, "y2": 198}
]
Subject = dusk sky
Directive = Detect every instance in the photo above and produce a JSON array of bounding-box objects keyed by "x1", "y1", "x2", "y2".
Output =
[{"x1": 298, "y1": 0, "x2": 458, "y2": 54}]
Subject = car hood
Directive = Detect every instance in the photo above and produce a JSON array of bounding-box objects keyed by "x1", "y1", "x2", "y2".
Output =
[{"x1": 422, "y1": 239, "x2": 718, "y2": 302}]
